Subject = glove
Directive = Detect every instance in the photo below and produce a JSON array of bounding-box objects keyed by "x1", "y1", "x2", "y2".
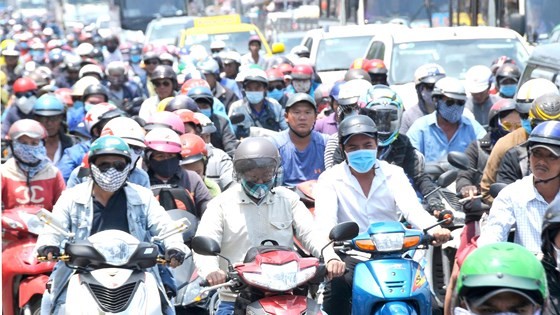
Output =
[
  {"x1": 37, "y1": 245, "x2": 60, "y2": 258},
  {"x1": 428, "y1": 198, "x2": 445, "y2": 213},
  {"x1": 165, "y1": 249, "x2": 186, "y2": 266}
]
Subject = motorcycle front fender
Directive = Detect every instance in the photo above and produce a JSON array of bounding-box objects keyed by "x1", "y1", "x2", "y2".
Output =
[{"x1": 18, "y1": 274, "x2": 50, "y2": 308}]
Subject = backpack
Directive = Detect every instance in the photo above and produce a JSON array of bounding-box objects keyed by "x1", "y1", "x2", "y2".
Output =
[{"x1": 151, "y1": 184, "x2": 198, "y2": 217}]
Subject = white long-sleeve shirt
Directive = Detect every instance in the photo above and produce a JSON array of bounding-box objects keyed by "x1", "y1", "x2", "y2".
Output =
[{"x1": 314, "y1": 160, "x2": 438, "y2": 235}]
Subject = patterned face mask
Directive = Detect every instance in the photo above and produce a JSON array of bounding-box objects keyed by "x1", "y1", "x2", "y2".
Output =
[
  {"x1": 241, "y1": 178, "x2": 274, "y2": 201},
  {"x1": 91, "y1": 164, "x2": 130, "y2": 192},
  {"x1": 12, "y1": 141, "x2": 49, "y2": 178}
]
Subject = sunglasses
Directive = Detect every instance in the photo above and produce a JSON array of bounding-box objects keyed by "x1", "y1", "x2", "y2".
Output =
[
  {"x1": 145, "y1": 59, "x2": 159, "y2": 65},
  {"x1": 35, "y1": 115, "x2": 63, "y2": 123},
  {"x1": 95, "y1": 161, "x2": 128, "y2": 172},
  {"x1": 268, "y1": 84, "x2": 284, "y2": 91},
  {"x1": 498, "y1": 117, "x2": 521, "y2": 131},
  {"x1": 442, "y1": 98, "x2": 466, "y2": 106},
  {"x1": 16, "y1": 91, "x2": 36, "y2": 98},
  {"x1": 153, "y1": 80, "x2": 172, "y2": 88}
]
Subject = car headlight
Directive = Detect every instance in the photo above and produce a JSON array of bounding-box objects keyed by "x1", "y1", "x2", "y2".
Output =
[
  {"x1": 242, "y1": 261, "x2": 317, "y2": 292},
  {"x1": 372, "y1": 233, "x2": 404, "y2": 252}
]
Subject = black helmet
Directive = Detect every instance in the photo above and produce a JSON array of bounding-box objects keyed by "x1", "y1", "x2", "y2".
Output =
[
  {"x1": 338, "y1": 115, "x2": 377, "y2": 145},
  {"x1": 151, "y1": 65, "x2": 177, "y2": 82},
  {"x1": 285, "y1": 93, "x2": 317, "y2": 112},
  {"x1": 542, "y1": 197, "x2": 560, "y2": 253},
  {"x1": 344, "y1": 69, "x2": 372, "y2": 83},
  {"x1": 165, "y1": 95, "x2": 198, "y2": 112},
  {"x1": 143, "y1": 51, "x2": 160, "y2": 62},
  {"x1": 495, "y1": 63, "x2": 521, "y2": 84},
  {"x1": 82, "y1": 83, "x2": 109, "y2": 102},
  {"x1": 488, "y1": 98, "x2": 517, "y2": 128}
]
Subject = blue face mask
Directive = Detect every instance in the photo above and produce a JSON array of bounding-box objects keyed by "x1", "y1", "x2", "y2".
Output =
[
  {"x1": 521, "y1": 118, "x2": 532, "y2": 134},
  {"x1": 130, "y1": 54, "x2": 141, "y2": 64},
  {"x1": 246, "y1": 91, "x2": 265, "y2": 104},
  {"x1": 437, "y1": 100, "x2": 464, "y2": 124},
  {"x1": 346, "y1": 149, "x2": 377, "y2": 173},
  {"x1": 73, "y1": 100, "x2": 84, "y2": 110},
  {"x1": 267, "y1": 88, "x2": 284, "y2": 102},
  {"x1": 200, "y1": 108, "x2": 212, "y2": 118},
  {"x1": 499, "y1": 84, "x2": 517, "y2": 98}
]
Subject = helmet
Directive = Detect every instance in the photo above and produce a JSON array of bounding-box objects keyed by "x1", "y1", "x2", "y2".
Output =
[
  {"x1": 344, "y1": 69, "x2": 371, "y2": 83},
  {"x1": 285, "y1": 93, "x2": 317, "y2": 112},
  {"x1": 490, "y1": 55, "x2": 515, "y2": 74},
  {"x1": 515, "y1": 79, "x2": 559, "y2": 114},
  {"x1": 464, "y1": 65, "x2": 492, "y2": 94},
  {"x1": 13, "y1": 77, "x2": 37, "y2": 93},
  {"x1": 210, "y1": 40, "x2": 226, "y2": 51},
  {"x1": 72, "y1": 76, "x2": 101, "y2": 98},
  {"x1": 248, "y1": 35, "x2": 262, "y2": 45},
  {"x1": 349, "y1": 57, "x2": 368, "y2": 70},
  {"x1": 151, "y1": 65, "x2": 177, "y2": 81},
  {"x1": 197, "y1": 58, "x2": 220, "y2": 75},
  {"x1": 362, "y1": 87, "x2": 403, "y2": 146},
  {"x1": 181, "y1": 78, "x2": 210, "y2": 95},
  {"x1": 527, "y1": 120, "x2": 560, "y2": 149},
  {"x1": 488, "y1": 98, "x2": 517, "y2": 128},
  {"x1": 143, "y1": 51, "x2": 160, "y2": 63},
  {"x1": 314, "y1": 84, "x2": 331, "y2": 106},
  {"x1": 495, "y1": 63, "x2": 521, "y2": 84},
  {"x1": 290, "y1": 45, "x2": 309, "y2": 57},
  {"x1": 145, "y1": 127, "x2": 182, "y2": 153},
  {"x1": 82, "y1": 83, "x2": 109, "y2": 102},
  {"x1": 100, "y1": 117, "x2": 146, "y2": 148},
  {"x1": 242, "y1": 68, "x2": 268, "y2": 87},
  {"x1": 528, "y1": 93, "x2": 560, "y2": 121},
  {"x1": 193, "y1": 112, "x2": 217, "y2": 134},
  {"x1": 456, "y1": 243, "x2": 547, "y2": 306},
  {"x1": 414, "y1": 63, "x2": 446, "y2": 86},
  {"x1": 33, "y1": 94, "x2": 65, "y2": 116},
  {"x1": 338, "y1": 115, "x2": 377, "y2": 145},
  {"x1": 267, "y1": 56, "x2": 292, "y2": 69},
  {"x1": 338, "y1": 79, "x2": 372, "y2": 106},
  {"x1": 220, "y1": 50, "x2": 241, "y2": 65},
  {"x1": 362, "y1": 59, "x2": 388, "y2": 74},
  {"x1": 84, "y1": 103, "x2": 118, "y2": 134},
  {"x1": 542, "y1": 197, "x2": 560, "y2": 251},
  {"x1": 64, "y1": 54, "x2": 82, "y2": 72},
  {"x1": 188, "y1": 86, "x2": 214, "y2": 105},
  {"x1": 144, "y1": 111, "x2": 186, "y2": 135},
  {"x1": 278, "y1": 63, "x2": 293, "y2": 75},
  {"x1": 175, "y1": 109, "x2": 201, "y2": 126},
  {"x1": 291, "y1": 64, "x2": 313, "y2": 80},
  {"x1": 266, "y1": 68, "x2": 284, "y2": 82},
  {"x1": 159, "y1": 52, "x2": 174, "y2": 65},
  {"x1": 330, "y1": 81, "x2": 343, "y2": 101},
  {"x1": 75, "y1": 42, "x2": 94, "y2": 56},
  {"x1": 79, "y1": 64, "x2": 104, "y2": 79},
  {"x1": 54, "y1": 88, "x2": 73, "y2": 106},
  {"x1": 432, "y1": 77, "x2": 467, "y2": 101},
  {"x1": 7, "y1": 119, "x2": 47, "y2": 141},
  {"x1": 179, "y1": 134, "x2": 208, "y2": 164},
  {"x1": 163, "y1": 95, "x2": 198, "y2": 112},
  {"x1": 105, "y1": 61, "x2": 127, "y2": 76},
  {"x1": 88, "y1": 135, "x2": 131, "y2": 164},
  {"x1": 233, "y1": 137, "x2": 280, "y2": 175},
  {"x1": 28, "y1": 71, "x2": 49, "y2": 87}
]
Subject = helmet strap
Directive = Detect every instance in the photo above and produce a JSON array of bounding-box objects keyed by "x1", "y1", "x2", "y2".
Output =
[{"x1": 534, "y1": 173, "x2": 560, "y2": 185}]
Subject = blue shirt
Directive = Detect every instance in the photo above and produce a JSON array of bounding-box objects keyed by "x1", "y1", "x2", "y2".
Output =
[
  {"x1": 407, "y1": 113, "x2": 486, "y2": 163},
  {"x1": 271, "y1": 130, "x2": 329, "y2": 187}
]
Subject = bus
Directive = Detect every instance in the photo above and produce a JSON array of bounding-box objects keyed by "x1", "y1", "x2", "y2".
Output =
[{"x1": 112, "y1": 0, "x2": 190, "y2": 32}]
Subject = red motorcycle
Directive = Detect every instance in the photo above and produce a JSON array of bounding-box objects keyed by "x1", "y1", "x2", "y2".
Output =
[
  {"x1": 2, "y1": 207, "x2": 55, "y2": 315},
  {"x1": 191, "y1": 222, "x2": 358, "y2": 315}
]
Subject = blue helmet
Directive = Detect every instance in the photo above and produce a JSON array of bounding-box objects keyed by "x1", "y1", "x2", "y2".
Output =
[
  {"x1": 33, "y1": 94, "x2": 65, "y2": 116},
  {"x1": 330, "y1": 81, "x2": 343, "y2": 102},
  {"x1": 188, "y1": 86, "x2": 214, "y2": 105},
  {"x1": 527, "y1": 120, "x2": 560, "y2": 148}
]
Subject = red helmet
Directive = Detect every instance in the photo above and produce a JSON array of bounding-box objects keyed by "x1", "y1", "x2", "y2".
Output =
[
  {"x1": 13, "y1": 77, "x2": 38, "y2": 93},
  {"x1": 181, "y1": 78, "x2": 210, "y2": 95},
  {"x1": 54, "y1": 88, "x2": 73, "y2": 106},
  {"x1": 179, "y1": 133, "x2": 208, "y2": 164},
  {"x1": 174, "y1": 109, "x2": 201, "y2": 126},
  {"x1": 291, "y1": 64, "x2": 313, "y2": 80},
  {"x1": 7, "y1": 119, "x2": 47, "y2": 141},
  {"x1": 266, "y1": 68, "x2": 284, "y2": 82},
  {"x1": 350, "y1": 58, "x2": 368, "y2": 70},
  {"x1": 278, "y1": 63, "x2": 293, "y2": 75},
  {"x1": 363, "y1": 59, "x2": 388, "y2": 74}
]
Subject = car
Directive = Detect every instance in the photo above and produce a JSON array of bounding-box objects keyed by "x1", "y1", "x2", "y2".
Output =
[
  {"x1": 274, "y1": 31, "x2": 307, "y2": 54},
  {"x1": 364, "y1": 26, "x2": 530, "y2": 109},
  {"x1": 518, "y1": 42, "x2": 560, "y2": 89},
  {"x1": 145, "y1": 16, "x2": 195, "y2": 46},
  {"x1": 301, "y1": 23, "x2": 407, "y2": 86}
]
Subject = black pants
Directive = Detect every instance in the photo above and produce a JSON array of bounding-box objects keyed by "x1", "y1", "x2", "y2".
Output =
[{"x1": 322, "y1": 254, "x2": 362, "y2": 315}]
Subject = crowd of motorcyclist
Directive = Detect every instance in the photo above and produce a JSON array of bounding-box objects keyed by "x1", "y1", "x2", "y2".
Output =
[{"x1": 1, "y1": 13, "x2": 559, "y2": 315}]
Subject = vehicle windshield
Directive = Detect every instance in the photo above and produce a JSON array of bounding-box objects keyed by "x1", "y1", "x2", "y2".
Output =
[
  {"x1": 19, "y1": 0, "x2": 47, "y2": 9},
  {"x1": 525, "y1": 0, "x2": 560, "y2": 42},
  {"x1": 315, "y1": 36, "x2": 373, "y2": 72},
  {"x1": 148, "y1": 22, "x2": 190, "y2": 44},
  {"x1": 364, "y1": 0, "x2": 451, "y2": 27},
  {"x1": 390, "y1": 38, "x2": 529, "y2": 84},
  {"x1": 184, "y1": 31, "x2": 264, "y2": 55},
  {"x1": 120, "y1": 0, "x2": 187, "y2": 18}
]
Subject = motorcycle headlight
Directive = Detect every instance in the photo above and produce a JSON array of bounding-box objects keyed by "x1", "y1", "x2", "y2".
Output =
[
  {"x1": 372, "y1": 233, "x2": 404, "y2": 252},
  {"x1": 242, "y1": 261, "x2": 317, "y2": 292},
  {"x1": 90, "y1": 233, "x2": 138, "y2": 266}
]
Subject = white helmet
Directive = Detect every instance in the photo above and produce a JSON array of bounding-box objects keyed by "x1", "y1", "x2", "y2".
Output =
[
  {"x1": 220, "y1": 50, "x2": 241, "y2": 64},
  {"x1": 75, "y1": 42, "x2": 94, "y2": 56},
  {"x1": 193, "y1": 112, "x2": 217, "y2": 134},
  {"x1": 414, "y1": 63, "x2": 446, "y2": 86},
  {"x1": 515, "y1": 78, "x2": 560, "y2": 114},
  {"x1": 464, "y1": 65, "x2": 492, "y2": 94},
  {"x1": 71, "y1": 76, "x2": 100, "y2": 97},
  {"x1": 100, "y1": 117, "x2": 146, "y2": 148},
  {"x1": 79, "y1": 64, "x2": 103, "y2": 79},
  {"x1": 338, "y1": 79, "x2": 372, "y2": 106},
  {"x1": 432, "y1": 77, "x2": 467, "y2": 101},
  {"x1": 84, "y1": 103, "x2": 118, "y2": 134}
]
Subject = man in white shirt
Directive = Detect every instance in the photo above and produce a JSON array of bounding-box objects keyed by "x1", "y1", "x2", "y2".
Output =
[
  {"x1": 240, "y1": 35, "x2": 267, "y2": 69},
  {"x1": 314, "y1": 114, "x2": 451, "y2": 314}
]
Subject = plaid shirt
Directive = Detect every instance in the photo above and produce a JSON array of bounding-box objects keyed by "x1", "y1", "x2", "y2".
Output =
[{"x1": 478, "y1": 174, "x2": 559, "y2": 254}]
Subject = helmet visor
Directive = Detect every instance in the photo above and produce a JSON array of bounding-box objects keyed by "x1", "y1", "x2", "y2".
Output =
[
  {"x1": 364, "y1": 106, "x2": 399, "y2": 135},
  {"x1": 235, "y1": 157, "x2": 277, "y2": 180}
]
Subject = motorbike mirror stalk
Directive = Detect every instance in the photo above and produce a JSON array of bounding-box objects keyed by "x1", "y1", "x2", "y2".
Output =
[
  {"x1": 320, "y1": 222, "x2": 359, "y2": 262},
  {"x1": 191, "y1": 236, "x2": 234, "y2": 271},
  {"x1": 36, "y1": 208, "x2": 75, "y2": 239}
]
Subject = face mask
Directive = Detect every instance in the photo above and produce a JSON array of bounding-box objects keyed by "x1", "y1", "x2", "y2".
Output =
[
  {"x1": 84, "y1": 102, "x2": 95, "y2": 112},
  {"x1": 108, "y1": 76, "x2": 125, "y2": 87},
  {"x1": 293, "y1": 80, "x2": 311, "y2": 93},
  {"x1": 13, "y1": 141, "x2": 46, "y2": 165},
  {"x1": 521, "y1": 118, "x2": 532, "y2": 134},
  {"x1": 150, "y1": 156, "x2": 180, "y2": 178},
  {"x1": 73, "y1": 100, "x2": 84, "y2": 110},
  {"x1": 241, "y1": 178, "x2": 274, "y2": 201},
  {"x1": 421, "y1": 89, "x2": 434, "y2": 111},
  {"x1": 200, "y1": 108, "x2": 212, "y2": 118},
  {"x1": 130, "y1": 54, "x2": 141, "y2": 64},
  {"x1": 16, "y1": 95, "x2": 37, "y2": 114},
  {"x1": 437, "y1": 100, "x2": 464, "y2": 124},
  {"x1": 499, "y1": 84, "x2": 517, "y2": 98},
  {"x1": 346, "y1": 149, "x2": 377, "y2": 173},
  {"x1": 246, "y1": 91, "x2": 265, "y2": 104},
  {"x1": 91, "y1": 164, "x2": 130, "y2": 192},
  {"x1": 267, "y1": 88, "x2": 284, "y2": 102}
]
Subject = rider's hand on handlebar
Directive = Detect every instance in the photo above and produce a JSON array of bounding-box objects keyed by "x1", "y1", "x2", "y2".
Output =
[
  {"x1": 326, "y1": 259, "x2": 346, "y2": 280},
  {"x1": 165, "y1": 249, "x2": 186, "y2": 268},
  {"x1": 37, "y1": 245, "x2": 60, "y2": 261},
  {"x1": 431, "y1": 228, "x2": 451, "y2": 246},
  {"x1": 206, "y1": 270, "x2": 227, "y2": 286},
  {"x1": 460, "y1": 185, "x2": 478, "y2": 198}
]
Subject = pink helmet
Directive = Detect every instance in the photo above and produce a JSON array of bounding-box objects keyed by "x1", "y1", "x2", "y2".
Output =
[
  {"x1": 144, "y1": 127, "x2": 182, "y2": 153},
  {"x1": 144, "y1": 111, "x2": 185, "y2": 135},
  {"x1": 7, "y1": 119, "x2": 47, "y2": 141}
]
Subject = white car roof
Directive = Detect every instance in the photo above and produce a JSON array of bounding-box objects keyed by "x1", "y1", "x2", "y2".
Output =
[
  {"x1": 389, "y1": 26, "x2": 522, "y2": 44},
  {"x1": 305, "y1": 23, "x2": 407, "y2": 39}
]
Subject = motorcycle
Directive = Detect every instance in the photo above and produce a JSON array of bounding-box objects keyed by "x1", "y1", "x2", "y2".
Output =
[
  {"x1": 337, "y1": 216, "x2": 452, "y2": 314},
  {"x1": 2, "y1": 207, "x2": 55, "y2": 315},
  {"x1": 36, "y1": 210, "x2": 190, "y2": 315},
  {"x1": 191, "y1": 222, "x2": 359, "y2": 315}
]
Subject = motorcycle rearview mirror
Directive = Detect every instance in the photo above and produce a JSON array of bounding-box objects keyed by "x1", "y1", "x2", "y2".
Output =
[
  {"x1": 447, "y1": 151, "x2": 469, "y2": 171},
  {"x1": 229, "y1": 113, "x2": 245, "y2": 124},
  {"x1": 329, "y1": 221, "x2": 359, "y2": 242},
  {"x1": 35, "y1": 208, "x2": 75, "y2": 239},
  {"x1": 489, "y1": 183, "x2": 508, "y2": 198},
  {"x1": 192, "y1": 236, "x2": 234, "y2": 271},
  {"x1": 437, "y1": 169, "x2": 458, "y2": 188}
]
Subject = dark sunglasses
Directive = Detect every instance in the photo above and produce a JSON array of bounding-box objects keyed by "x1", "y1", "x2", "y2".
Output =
[
  {"x1": 35, "y1": 115, "x2": 63, "y2": 123},
  {"x1": 16, "y1": 91, "x2": 36, "y2": 98},
  {"x1": 153, "y1": 80, "x2": 172, "y2": 88},
  {"x1": 268, "y1": 84, "x2": 284, "y2": 91},
  {"x1": 443, "y1": 98, "x2": 466, "y2": 106},
  {"x1": 145, "y1": 59, "x2": 159, "y2": 65},
  {"x1": 95, "y1": 161, "x2": 128, "y2": 172}
]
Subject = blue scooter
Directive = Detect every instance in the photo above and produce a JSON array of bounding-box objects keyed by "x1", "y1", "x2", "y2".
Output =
[{"x1": 337, "y1": 215, "x2": 452, "y2": 314}]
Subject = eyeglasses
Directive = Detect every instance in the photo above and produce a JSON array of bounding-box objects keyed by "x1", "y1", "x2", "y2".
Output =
[
  {"x1": 268, "y1": 84, "x2": 285, "y2": 91},
  {"x1": 498, "y1": 117, "x2": 521, "y2": 131},
  {"x1": 95, "y1": 161, "x2": 128, "y2": 172},
  {"x1": 145, "y1": 59, "x2": 159, "y2": 65},
  {"x1": 443, "y1": 98, "x2": 466, "y2": 106},
  {"x1": 35, "y1": 115, "x2": 63, "y2": 123},
  {"x1": 16, "y1": 91, "x2": 36, "y2": 98},
  {"x1": 153, "y1": 80, "x2": 172, "y2": 88}
]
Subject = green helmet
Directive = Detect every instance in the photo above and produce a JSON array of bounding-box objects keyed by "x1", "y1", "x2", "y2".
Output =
[
  {"x1": 456, "y1": 243, "x2": 547, "y2": 306},
  {"x1": 88, "y1": 135, "x2": 132, "y2": 164}
]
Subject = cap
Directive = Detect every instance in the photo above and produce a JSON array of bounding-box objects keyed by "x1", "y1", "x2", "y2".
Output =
[
  {"x1": 465, "y1": 65, "x2": 492, "y2": 94},
  {"x1": 469, "y1": 288, "x2": 538, "y2": 308},
  {"x1": 530, "y1": 144, "x2": 560, "y2": 157}
]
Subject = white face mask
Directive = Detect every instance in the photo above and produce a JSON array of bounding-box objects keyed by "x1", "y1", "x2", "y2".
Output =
[
  {"x1": 293, "y1": 80, "x2": 311, "y2": 93},
  {"x1": 16, "y1": 95, "x2": 37, "y2": 114}
]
